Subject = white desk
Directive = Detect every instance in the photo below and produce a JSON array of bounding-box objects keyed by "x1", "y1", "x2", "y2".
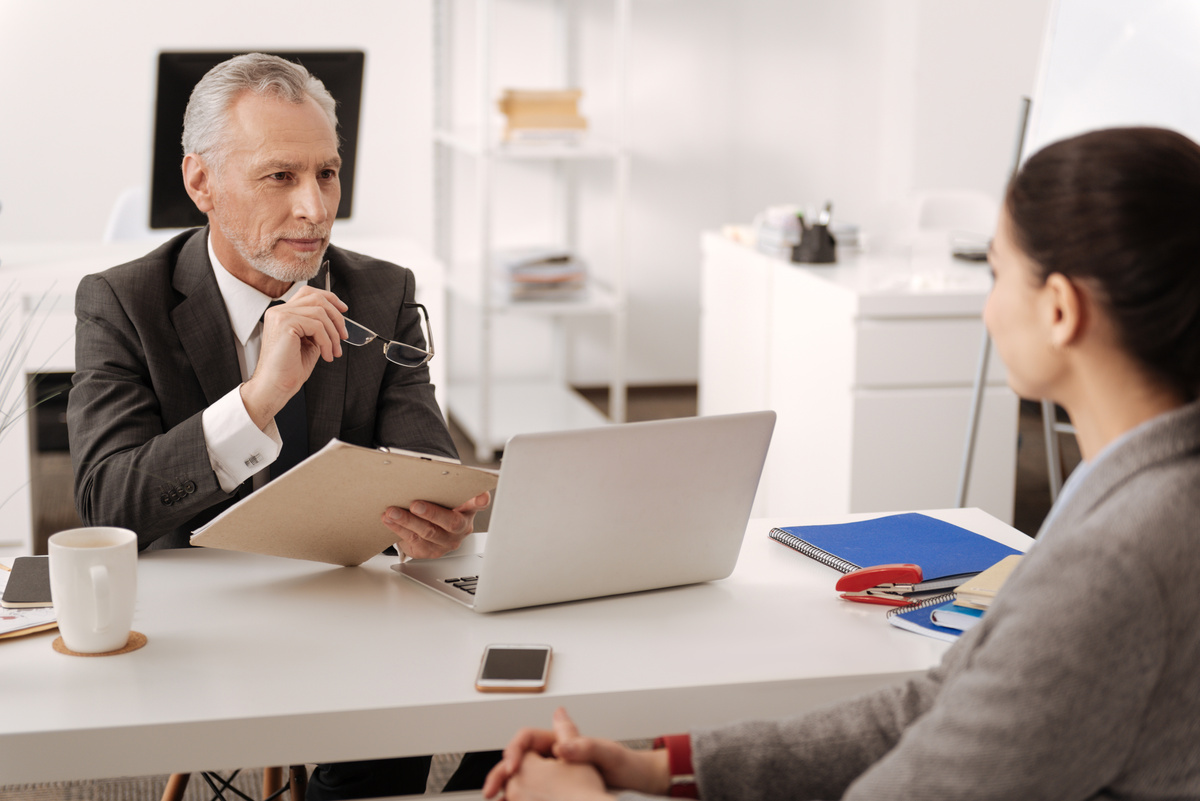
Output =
[
  {"x1": 0, "y1": 237, "x2": 446, "y2": 556},
  {"x1": 700, "y1": 233, "x2": 1019, "y2": 523},
  {"x1": 0, "y1": 508, "x2": 1032, "y2": 785}
]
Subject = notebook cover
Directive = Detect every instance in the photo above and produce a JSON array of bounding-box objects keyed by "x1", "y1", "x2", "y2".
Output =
[
  {"x1": 954, "y1": 554, "x2": 1023, "y2": 607},
  {"x1": 770, "y1": 512, "x2": 1022, "y2": 583},
  {"x1": 886, "y1": 594, "x2": 961, "y2": 642}
]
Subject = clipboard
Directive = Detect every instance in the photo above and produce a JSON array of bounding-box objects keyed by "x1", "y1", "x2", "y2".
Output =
[{"x1": 190, "y1": 439, "x2": 499, "y2": 566}]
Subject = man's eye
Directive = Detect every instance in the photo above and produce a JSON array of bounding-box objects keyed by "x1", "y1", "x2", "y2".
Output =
[
  {"x1": 268, "y1": 172, "x2": 289, "y2": 181},
  {"x1": 320, "y1": 169, "x2": 338, "y2": 180}
]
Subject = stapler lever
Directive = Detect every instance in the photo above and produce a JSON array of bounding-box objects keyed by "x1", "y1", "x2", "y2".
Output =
[{"x1": 835, "y1": 563, "x2": 924, "y2": 606}]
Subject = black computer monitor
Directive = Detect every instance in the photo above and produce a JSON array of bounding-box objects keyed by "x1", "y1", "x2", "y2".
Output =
[{"x1": 150, "y1": 50, "x2": 364, "y2": 230}]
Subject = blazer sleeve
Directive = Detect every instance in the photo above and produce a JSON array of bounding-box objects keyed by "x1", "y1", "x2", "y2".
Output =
[
  {"x1": 68, "y1": 274, "x2": 234, "y2": 550},
  {"x1": 686, "y1": 524, "x2": 1169, "y2": 801}
]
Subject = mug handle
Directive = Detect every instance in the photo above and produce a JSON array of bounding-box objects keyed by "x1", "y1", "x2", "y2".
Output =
[{"x1": 89, "y1": 564, "x2": 111, "y2": 634}]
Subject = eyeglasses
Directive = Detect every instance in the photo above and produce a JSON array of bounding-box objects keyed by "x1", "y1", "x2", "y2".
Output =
[
  {"x1": 321, "y1": 263, "x2": 434, "y2": 368},
  {"x1": 341, "y1": 303, "x2": 435, "y2": 368}
]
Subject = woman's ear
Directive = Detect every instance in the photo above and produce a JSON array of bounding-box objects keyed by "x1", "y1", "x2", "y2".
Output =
[
  {"x1": 1044, "y1": 272, "x2": 1086, "y2": 348},
  {"x1": 182, "y1": 154, "x2": 215, "y2": 214}
]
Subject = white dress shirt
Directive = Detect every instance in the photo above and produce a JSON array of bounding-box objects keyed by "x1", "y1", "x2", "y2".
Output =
[{"x1": 200, "y1": 235, "x2": 305, "y2": 493}]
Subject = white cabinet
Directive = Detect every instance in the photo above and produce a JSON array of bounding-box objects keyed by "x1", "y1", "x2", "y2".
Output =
[
  {"x1": 433, "y1": 0, "x2": 630, "y2": 462},
  {"x1": 700, "y1": 232, "x2": 1018, "y2": 524}
]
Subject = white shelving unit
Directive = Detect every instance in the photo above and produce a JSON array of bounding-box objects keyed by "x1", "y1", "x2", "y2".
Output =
[{"x1": 433, "y1": 0, "x2": 629, "y2": 462}]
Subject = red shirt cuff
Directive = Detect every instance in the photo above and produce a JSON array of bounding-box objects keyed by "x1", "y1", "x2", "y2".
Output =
[{"x1": 654, "y1": 734, "x2": 698, "y2": 798}]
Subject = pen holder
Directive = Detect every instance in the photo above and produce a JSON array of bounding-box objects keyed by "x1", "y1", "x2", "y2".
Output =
[{"x1": 792, "y1": 224, "x2": 837, "y2": 264}]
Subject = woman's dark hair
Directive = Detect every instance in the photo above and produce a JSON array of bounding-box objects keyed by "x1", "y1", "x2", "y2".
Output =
[{"x1": 1006, "y1": 126, "x2": 1200, "y2": 400}]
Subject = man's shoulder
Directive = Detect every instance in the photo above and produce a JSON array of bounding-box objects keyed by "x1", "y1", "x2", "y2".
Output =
[
  {"x1": 86, "y1": 229, "x2": 204, "y2": 289},
  {"x1": 326, "y1": 242, "x2": 414, "y2": 279}
]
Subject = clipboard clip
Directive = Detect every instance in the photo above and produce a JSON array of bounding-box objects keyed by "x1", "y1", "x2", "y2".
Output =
[{"x1": 835, "y1": 563, "x2": 923, "y2": 606}]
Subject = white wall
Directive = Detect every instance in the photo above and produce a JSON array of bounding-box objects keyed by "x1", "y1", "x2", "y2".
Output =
[
  {"x1": 0, "y1": 0, "x2": 1052, "y2": 387},
  {"x1": 723, "y1": 0, "x2": 1052, "y2": 240},
  {"x1": 0, "y1": 0, "x2": 433, "y2": 247}
]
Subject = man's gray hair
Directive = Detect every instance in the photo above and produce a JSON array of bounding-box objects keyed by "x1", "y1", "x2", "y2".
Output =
[{"x1": 181, "y1": 52, "x2": 338, "y2": 169}]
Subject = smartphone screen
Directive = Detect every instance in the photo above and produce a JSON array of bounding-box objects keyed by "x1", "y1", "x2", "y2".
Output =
[{"x1": 475, "y1": 644, "x2": 552, "y2": 692}]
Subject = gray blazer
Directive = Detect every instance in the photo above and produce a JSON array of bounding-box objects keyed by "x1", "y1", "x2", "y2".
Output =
[
  {"x1": 68, "y1": 228, "x2": 456, "y2": 551},
  {"x1": 621, "y1": 400, "x2": 1200, "y2": 801}
]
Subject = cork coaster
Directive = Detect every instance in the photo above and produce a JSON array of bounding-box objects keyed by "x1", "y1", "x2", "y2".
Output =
[{"x1": 52, "y1": 631, "x2": 147, "y2": 657}]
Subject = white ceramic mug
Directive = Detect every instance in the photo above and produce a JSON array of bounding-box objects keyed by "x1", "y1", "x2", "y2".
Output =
[{"x1": 48, "y1": 527, "x2": 138, "y2": 654}]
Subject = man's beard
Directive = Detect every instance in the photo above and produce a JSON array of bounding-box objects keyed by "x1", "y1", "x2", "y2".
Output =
[{"x1": 214, "y1": 209, "x2": 328, "y2": 285}]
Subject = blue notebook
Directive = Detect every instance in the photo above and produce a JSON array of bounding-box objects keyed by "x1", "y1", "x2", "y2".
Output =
[
  {"x1": 886, "y1": 594, "x2": 962, "y2": 642},
  {"x1": 768, "y1": 512, "x2": 1022, "y2": 591}
]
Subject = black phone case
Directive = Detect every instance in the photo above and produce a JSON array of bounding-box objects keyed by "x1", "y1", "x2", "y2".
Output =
[{"x1": 1, "y1": 555, "x2": 52, "y2": 608}]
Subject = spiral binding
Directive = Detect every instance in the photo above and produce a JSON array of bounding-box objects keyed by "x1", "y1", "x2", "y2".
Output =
[
  {"x1": 885, "y1": 591, "x2": 957, "y2": 618},
  {"x1": 768, "y1": 528, "x2": 858, "y2": 573}
]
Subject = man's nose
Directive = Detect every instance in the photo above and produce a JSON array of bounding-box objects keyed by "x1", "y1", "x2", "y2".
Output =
[{"x1": 292, "y1": 176, "x2": 331, "y2": 223}]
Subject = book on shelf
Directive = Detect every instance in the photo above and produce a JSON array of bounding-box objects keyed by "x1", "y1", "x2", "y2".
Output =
[
  {"x1": 495, "y1": 247, "x2": 589, "y2": 302},
  {"x1": 768, "y1": 512, "x2": 1023, "y2": 592},
  {"x1": 497, "y1": 88, "x2": 588, "y2": 143}
]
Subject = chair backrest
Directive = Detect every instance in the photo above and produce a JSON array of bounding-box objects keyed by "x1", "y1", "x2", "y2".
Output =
[
  {"x1": 911, "y1": 190, "x2": 998, "y2": 236},
  {"x1": 103, "y1": 187, "x2": 180, "y2": 244}
]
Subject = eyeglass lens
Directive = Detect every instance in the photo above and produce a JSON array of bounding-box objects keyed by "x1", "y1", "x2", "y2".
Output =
[
  {"x1": 341, "y1": 316, "x2": 432, "y2": 368},
  {"x1": 343, "y1": 319, "x2": 377, "y2": 347},
  {"x1": 383, "y1": 341, "x2": 431, "y2": 368}
]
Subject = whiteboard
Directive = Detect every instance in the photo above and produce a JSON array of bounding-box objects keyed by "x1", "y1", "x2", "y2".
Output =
[{"x1": 1023, "y1": 0, "x2": 1200, "y2": 160}]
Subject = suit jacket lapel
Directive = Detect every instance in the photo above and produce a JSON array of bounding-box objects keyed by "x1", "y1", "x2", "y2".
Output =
[
  {"x1": 170, "y1": 229, "x2": 243, "y2": 406},
  {"x1": 306, "y1": 256, "x2": 347, "y2": 451}
]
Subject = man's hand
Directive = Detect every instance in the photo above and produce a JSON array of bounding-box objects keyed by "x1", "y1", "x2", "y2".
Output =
[
  {"x1": 483, "y1": 707, "x2": 670, "y2": 800},
  {"x1": 240, "y1": 286, "x2": 348, "y2": 430},
  {"x1": 382, "y1": 491, "x2": 491, "y2": 559}
]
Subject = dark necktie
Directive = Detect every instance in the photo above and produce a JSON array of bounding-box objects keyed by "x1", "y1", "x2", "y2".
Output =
[{"x1": 266, "y1": 300, "x2": 308, "y2": 481}]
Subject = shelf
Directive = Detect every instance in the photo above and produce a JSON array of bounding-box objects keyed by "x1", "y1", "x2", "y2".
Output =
[
  {"x1": 449, "y1": 378, "x2": 611, "y2": 456},
  {"x1": 447, "y1": 271, "x2": 624, "y2": 316},
  {"x1": 433, "y1": 0, "x2": 629, "y2": 460},
  {"x1": 435, "y1": 128, "x2": 624, "y2": 161}
]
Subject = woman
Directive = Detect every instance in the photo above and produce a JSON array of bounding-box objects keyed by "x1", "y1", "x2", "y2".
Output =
[{"x1": 482, "y1": 126, "x2": 1200, "y2": 801}]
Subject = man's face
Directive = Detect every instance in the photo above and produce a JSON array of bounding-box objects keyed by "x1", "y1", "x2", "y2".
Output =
[{"x1": 205, "y1": 91, "x2": 342, "y2": 289}]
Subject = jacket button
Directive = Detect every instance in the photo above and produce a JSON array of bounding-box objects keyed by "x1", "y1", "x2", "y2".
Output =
[
  {"x1": 160, "y1": 494, "x2": 173, "y2": 506},
  {"x1": 183, "y1": 481, "x2": 197, "y2": 494}
]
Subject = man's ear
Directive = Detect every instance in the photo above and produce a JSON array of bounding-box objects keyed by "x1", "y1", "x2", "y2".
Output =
[
  {"x1": 182, "y1": 154, "x2": 215, "y2": 214},
  {"x1": 1044, "y1": 272, "x2": 1086, "y2": 348}
]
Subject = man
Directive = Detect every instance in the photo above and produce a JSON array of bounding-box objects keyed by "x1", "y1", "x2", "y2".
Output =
[{"x1": 67, "y1": 53, "x2": 495, "y2": 797}]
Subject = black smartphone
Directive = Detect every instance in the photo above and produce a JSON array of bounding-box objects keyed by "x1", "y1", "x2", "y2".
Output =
[{"x1": 1, "y1": 555, "x2": 52, "y2": 609}]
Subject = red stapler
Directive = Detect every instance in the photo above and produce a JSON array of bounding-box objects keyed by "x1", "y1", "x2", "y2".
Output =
[{"x1": 835, "y1": 563, "x2": 924, "y2": 606}]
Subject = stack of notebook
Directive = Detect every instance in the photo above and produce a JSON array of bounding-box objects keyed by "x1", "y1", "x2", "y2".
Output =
[
  {"x1": 888, "y1": 554, "x2": 1024, "y2": 642},
  {"x1": 768, "y1": 513, "x2": 1025, "y2": 642}
]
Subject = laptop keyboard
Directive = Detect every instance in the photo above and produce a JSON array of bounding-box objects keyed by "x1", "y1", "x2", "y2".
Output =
[{"x1": 444, "y1": 576, "x2": 479, "y2": 595}]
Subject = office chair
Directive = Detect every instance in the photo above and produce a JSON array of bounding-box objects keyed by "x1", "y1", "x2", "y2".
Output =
[
  {"x1": 1041, "y1": 399, "x2": 1077, "y2": 502},
  {"x1": 160, "y1": 766, "x2": 308, "y2": 801},
  {"x1": 102, "y1": 186, "x2": 179, "y2": 244},
  {"x1": 909, "y1": 189, "x2": 999, "y2": 234}
]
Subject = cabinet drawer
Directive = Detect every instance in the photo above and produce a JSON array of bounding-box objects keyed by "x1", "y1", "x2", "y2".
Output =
[{"x1": 854, "y1": 318, "x2": 1006, "y2": 388}]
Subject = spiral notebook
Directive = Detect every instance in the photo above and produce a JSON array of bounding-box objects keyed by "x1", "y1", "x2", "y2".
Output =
[
  {"x1": 768, "y1": 512, "x2": 1022, "y2": 592},
  {"x1": 886, "y1": 593, "x2": 961, "y2": 642}
]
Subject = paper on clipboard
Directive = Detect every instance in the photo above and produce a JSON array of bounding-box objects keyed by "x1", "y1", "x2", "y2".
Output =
[{"x1": 190, "y1": 439, "x2": 499, "y2": 567}]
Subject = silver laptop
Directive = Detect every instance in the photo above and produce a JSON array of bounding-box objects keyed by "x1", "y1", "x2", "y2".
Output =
[{"x1": 394, "y1": 411, "x2": 776, "y2": 612}]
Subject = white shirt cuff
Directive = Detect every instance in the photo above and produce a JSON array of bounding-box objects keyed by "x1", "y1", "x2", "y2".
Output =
[{"x1": 202, "y1": 385, "x2": 282, "y2": 493}]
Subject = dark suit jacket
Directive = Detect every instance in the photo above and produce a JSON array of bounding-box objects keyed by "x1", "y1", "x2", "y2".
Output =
[{"x1": 67, "y1": 227, "x2": 457, "y2": 551}]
